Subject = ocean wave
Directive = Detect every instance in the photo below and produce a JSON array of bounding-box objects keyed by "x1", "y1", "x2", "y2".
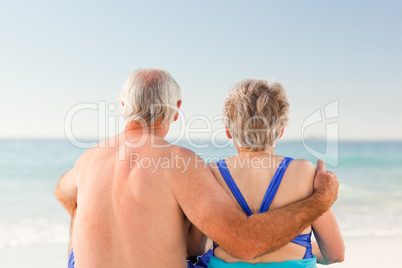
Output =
[
  {"x1": 0, "y1": 218, "x2": 69, "y2": 248},
  {"x1": 335, "y1": 228, "x2": 402, "y2": 238}
]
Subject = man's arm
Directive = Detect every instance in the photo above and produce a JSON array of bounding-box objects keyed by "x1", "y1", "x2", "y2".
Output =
[
  {"x1": 68, "y1": 207, "x2": 77, "y2": 254},
  {"x1": 171, "y1": 151, "x2": 338, "y2": 260},
  {"x1": 55, "y1": 168, "x2": 78, "y2": 255},
  {"x1": 54, "y1": 169, "x2": 78, "y2": 216}
]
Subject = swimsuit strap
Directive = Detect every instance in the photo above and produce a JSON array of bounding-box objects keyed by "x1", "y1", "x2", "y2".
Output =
[
  {"x1": 259, "y1": 157, "x2": 294, "y2": 213},
  {"x1": 291, "y1": 231, "x2": 313, "y2": 259},
  {"x1": 217, "y1": 159, "x2": 253, "y2": 216}
]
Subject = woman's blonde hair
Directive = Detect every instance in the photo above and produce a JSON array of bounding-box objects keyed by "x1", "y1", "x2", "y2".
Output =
[
  {"x1": 223, "y1": 78, "x2": 289, "y2": 151},
  {"x1": 119, "y1": 68, "x2": 182, "y2": 125}
]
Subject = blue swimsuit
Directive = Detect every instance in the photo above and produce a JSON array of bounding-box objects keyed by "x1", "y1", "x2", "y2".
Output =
[{"x1": 191, "y1": 157, "x2": 316, "y2": 268}]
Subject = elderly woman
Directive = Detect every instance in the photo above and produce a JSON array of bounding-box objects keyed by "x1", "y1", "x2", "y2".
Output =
[{"x1": 188, "y1": 79, "x2": 344, "y2": 268}]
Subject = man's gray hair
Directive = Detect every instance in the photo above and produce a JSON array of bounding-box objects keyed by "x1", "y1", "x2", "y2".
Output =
[{"x1": 119, "y1": 68, "x2": 182, "y2": 125}]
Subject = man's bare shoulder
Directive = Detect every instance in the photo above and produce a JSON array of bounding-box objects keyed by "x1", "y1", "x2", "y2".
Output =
[
  {"x1": 164, "y1": 143, "x2": 202, "y2": 161},
  {"x1": 73, "y1": 147, "x2": 95, "y2": 169},
  {"x1": 168, "y1": 143, "x2": 195, "y2": 156},
  {"x1": 72, "y1": 140, "x2": 111, "y2": 170}
]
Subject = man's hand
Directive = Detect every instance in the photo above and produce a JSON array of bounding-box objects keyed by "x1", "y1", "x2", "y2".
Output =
[{"x1": 313, "y1": 159, "x2": 339, "y2": 210}]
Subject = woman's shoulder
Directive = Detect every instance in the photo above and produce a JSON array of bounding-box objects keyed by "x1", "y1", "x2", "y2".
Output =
[
  {"x1": 288, "y1": 158, "x2": 316, "y2": 174},
  {"x1": 274, "y1": 158, "x2": 316, "y2": 205},
  {"x1": 276, "y1": 156, "x2": 315, "y2": 175},
  {"x1": 286, "y1": 158, "x2": 316, "y2": 183}
]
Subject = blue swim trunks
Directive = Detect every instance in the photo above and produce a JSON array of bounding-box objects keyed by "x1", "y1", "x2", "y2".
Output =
[
  {"x1": 68, "y1": 249, "x2": 75, "y2": 268},
  {"x1": 188, "y1": 249, "x2": 213, "y2": 268},
  {"x1": 68, "y1": 248, "x2": 212, "y2": 268}
]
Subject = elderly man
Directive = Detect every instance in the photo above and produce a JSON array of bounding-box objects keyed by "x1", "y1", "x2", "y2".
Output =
[{"x1": 55, "y1": 68, "x2": 339, "y2": 268}]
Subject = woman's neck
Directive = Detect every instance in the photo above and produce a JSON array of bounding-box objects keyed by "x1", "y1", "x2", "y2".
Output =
[{"x1": 236, "y1": 147, "x2": 275, "y2": 156}]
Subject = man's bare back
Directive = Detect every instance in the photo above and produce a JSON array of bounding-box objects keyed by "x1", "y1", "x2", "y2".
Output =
[{"x1": 72, "y1": 132, "x2": 195, "y2": 268}]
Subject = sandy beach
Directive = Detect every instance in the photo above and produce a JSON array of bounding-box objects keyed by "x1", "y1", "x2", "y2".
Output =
[
  {"x1": 0, "y1": 236, "x2": 399, "y2": 267},
  {"x1": 0, "y1": 243, "x2": 68, "y2": 268},
  {"x1": 317, "y1": 235, "x2": 400, "y2": 267}
]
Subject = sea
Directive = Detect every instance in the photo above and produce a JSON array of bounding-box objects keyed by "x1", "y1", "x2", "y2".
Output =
[{"x1": 1, "y1": 139, "x2": 402, "y2": 263}]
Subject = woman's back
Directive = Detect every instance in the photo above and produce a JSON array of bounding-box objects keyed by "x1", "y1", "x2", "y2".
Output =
[{"x1": 209, "y1": 152, "x2": 316, "y2": 264}]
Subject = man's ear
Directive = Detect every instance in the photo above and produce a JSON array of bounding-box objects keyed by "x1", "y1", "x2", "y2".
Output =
[
  {"x1": 225, "y1": 125, "x2": 232, "y2": 139},
  {"x1": 278, "y1": 126, "x2": 285, "y2": 139},
  {"x1": 173, "y1": 100, "x2": 182, "y2": 121}
]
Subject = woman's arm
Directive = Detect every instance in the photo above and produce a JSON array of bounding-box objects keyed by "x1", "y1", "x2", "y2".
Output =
[
  {"x1": 186, "y1": 224, "x2": 212, "y2": 257},
  {"x1": 312, "y1": 208, "x2": 345, "y2": 264}
]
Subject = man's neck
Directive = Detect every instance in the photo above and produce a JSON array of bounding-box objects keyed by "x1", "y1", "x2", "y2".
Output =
[{"x1": 124, "y1": 119, "x2": 169, "y2": 139}]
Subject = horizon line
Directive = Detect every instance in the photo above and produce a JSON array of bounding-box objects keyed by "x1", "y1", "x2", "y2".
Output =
[{"x1": 1, "y1": 137, "x2": 402, "y2": 142}]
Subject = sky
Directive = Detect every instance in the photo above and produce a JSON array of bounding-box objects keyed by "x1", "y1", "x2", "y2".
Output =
[{"x1": 0, "y1": 0, "x2": 401, "y2": 141}]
